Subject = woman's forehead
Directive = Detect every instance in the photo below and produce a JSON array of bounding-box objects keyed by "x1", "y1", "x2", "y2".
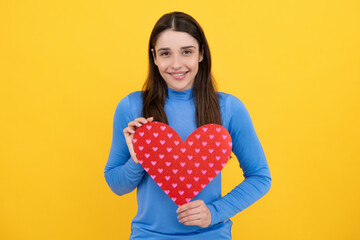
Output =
[{"x1": 155, "y1": 29, "x2": 199, "y2": 50}]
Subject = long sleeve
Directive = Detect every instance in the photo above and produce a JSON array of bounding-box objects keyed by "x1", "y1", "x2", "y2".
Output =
[
  {"x1": 104, "y1": 89, "x2": 270, "y2": 238},
  {"x1": 206, "y1": 95, "x2": 272, "y2": 225},
  {"x1": 104, "y1": 94, "x2": 145, "y2": 196}
]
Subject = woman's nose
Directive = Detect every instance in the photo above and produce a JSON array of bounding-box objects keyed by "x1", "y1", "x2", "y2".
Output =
[{"x1": 171, "y1": 54, "x2": 182, "y2": 69}]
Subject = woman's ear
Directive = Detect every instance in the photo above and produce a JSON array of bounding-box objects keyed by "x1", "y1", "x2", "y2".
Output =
[
  {"x1": 151, "y1": 48, "x2": 157, "y2": 65},
  {"x1": 199, "y1": 46, "x2": 204, "y2": 62}
]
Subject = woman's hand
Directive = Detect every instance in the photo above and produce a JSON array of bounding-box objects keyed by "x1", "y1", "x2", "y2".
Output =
[
  {"x1": 176, "y1": 200, "x2": 212, "y2": 228},
  {"x1": 123, "y1": 117, "x2": 154, "y2": 163}
]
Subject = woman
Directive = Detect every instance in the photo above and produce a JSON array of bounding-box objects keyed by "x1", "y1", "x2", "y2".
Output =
[{"x1": 104, "y1": 12, "x2": 271, "y2": 239}]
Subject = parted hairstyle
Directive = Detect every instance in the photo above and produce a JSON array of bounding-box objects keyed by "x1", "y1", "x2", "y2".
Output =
[{"x1": 142, "y1": 12, "x2": 221, "y2": 127}]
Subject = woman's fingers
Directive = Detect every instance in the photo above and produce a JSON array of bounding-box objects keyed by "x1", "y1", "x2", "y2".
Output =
[
  {"x1": 124, "y1": 126, "x2": 135, "y2": 135},
  {"x1": 123, "y1": 127, "x2": 135, "y2": 138},
  {"x1": 182, "y1": 219, "x2": 203, "y2": 227},
  {"x1": 176, "y1": 200, "x2": 212, "y2": 228},
  {"x1": 177, "y1": 207, "x2": 201, "y2": 219},
  {"x1": 126, "y1": 117, "x2": 154, "y2": 134},
  {"x1": 123, "y1": 117, "x2": 154, "y2": 164},
  {"x1": 179, "y1": 213, "x2": 202, "y2": 224},
  {"x1": 177, "y1": 200, "x2": 202, "y2": 214},
  {"x1": 128, "y1": 117, "x2": 153, "y2": 127},
  {"x1": 178, "y1": 207, "x2": 203, "y2": 223}
]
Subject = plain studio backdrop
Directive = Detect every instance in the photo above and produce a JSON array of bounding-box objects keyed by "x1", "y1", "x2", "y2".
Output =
[{"x1": 1, "y1": 0, "x2": 359, "y2": 239}]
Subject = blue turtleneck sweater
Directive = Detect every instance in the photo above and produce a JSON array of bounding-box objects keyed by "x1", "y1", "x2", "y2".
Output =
[{"x1": 104, "y1": 88, "x2": 271, "y2": 239}]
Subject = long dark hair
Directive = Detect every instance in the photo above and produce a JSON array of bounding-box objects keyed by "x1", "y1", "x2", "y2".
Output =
[{"x1": 142, "y1": 12, "x2": 221, "y2": 127}]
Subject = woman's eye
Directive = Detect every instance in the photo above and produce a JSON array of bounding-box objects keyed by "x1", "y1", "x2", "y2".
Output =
[
  {"x1": 160, "y1": 52, "x2": 170, "y2": 56},
  {"x1": 183, "y1": 50, "x2": 192, "y2": 55}
]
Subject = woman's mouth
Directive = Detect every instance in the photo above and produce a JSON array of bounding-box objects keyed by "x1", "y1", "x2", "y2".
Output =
[{"x1": 169, "y1": 71, "x2": 188, "y2": 80}]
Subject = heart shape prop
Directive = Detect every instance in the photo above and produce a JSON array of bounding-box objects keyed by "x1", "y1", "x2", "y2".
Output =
[{"x1": 133, "y1": 122, "x2": 232, "y2": 206}]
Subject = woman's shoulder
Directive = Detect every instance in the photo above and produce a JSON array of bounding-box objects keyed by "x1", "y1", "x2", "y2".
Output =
[
  {"x1": 217, "y1": 92, "x2": 254, "y2": 128},
  {"x1": 117, "y1": 91, "x2": 143, "y2": 105},
  {"x1": 125, "y1": 90, "x2": 143, "y2": 101},
  {"x1": 218, "y1": 91, "x2": 246, "y2": 110},
  {"x1": 115, "y1": 91, "x2": 143, "y2": 116},
  {"x1": 217, "y1": 91, "x2": 239, "y2": 100}
]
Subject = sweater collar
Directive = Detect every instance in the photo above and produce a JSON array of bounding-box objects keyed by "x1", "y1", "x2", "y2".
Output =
[{"x1": 167, "y1": 87, "x2": 194, "y2": 101}]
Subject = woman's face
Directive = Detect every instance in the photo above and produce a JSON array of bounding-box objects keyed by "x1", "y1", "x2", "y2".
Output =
[{"x1": 152, "y1": 29, "x2": 203, "y2": 91}]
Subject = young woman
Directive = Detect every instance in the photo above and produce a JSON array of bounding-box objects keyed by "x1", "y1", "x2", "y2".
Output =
[{"x1": 104, "y1": 12, "x2": 271, "y2": 239}]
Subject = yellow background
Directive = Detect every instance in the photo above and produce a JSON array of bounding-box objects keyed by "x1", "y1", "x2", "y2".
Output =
[{"x1": 1, "y1": 0, "x2": 359, "y2": 239}]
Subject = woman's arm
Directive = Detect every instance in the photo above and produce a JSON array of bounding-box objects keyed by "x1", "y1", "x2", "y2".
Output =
[
  {"x1": 206, "y1": 95, "x2": 272, "y2": 225},
  {"x1": 104, "y1": 95, "x2": 146, "y2": 196}
]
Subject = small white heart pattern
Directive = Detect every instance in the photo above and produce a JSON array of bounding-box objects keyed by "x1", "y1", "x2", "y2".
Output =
[{"x1": 133, "y1": 122, "x2": 232, "y2": 206}]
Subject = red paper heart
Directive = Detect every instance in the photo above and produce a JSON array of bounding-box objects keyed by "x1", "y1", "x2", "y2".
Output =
[{"x1": 133, "y1": 122, "x2": 232, "y2": 206}]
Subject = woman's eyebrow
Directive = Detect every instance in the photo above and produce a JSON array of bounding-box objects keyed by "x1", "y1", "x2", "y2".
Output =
[
  {"x1": 157, "y1": 46, "x2": 196, "y2": 52},
  {"x1": 157, "y1": 48, "x2": 170, "y2": 52},
  {"x1": 180, "y1": 45, "x2": 196, "y2": 49}
]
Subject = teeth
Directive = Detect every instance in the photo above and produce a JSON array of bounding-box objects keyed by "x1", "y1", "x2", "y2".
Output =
[{"x1": 172, "y1": 72, "x2": 186, "y2": 76}]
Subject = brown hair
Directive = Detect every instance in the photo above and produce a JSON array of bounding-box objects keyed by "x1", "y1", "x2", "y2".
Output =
[{"x1": 142, "y1": 12, "x2": 221, "y2": 127}]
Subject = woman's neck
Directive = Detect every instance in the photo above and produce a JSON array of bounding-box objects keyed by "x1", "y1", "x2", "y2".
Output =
[{"x1": 167, "y1": 87, "x2": 194, "y2": 101}]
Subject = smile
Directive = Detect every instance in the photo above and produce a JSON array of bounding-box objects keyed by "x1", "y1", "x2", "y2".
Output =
[
  {"x1": 172, "y1": 72, "x2": 186, "y2": 76},
  {"x1": 169, "y1": 71, "x2": 189, "y2": 80}
]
